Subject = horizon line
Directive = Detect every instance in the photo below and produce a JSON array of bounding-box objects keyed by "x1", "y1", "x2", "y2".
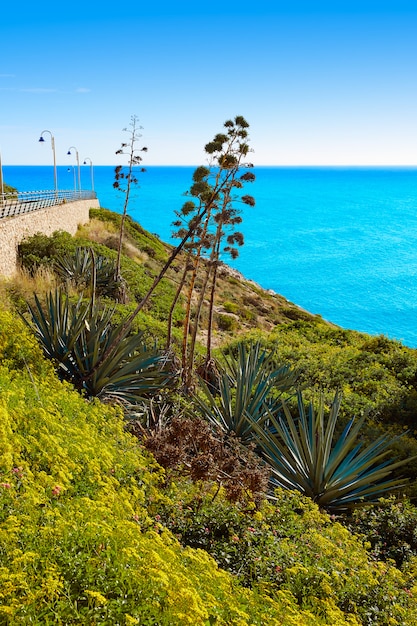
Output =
[{"x1": 4, "y1": 163, "x2": 417, "y2": 168}]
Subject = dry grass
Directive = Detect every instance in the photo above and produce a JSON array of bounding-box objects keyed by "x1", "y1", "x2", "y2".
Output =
[
  {"x1": 76, "y1": 219, "x2": 148, "y2": 264},
  {"x1": 0, "y1": 266, "x2": 55, "y2": 313},
  {"x1": 0, "y1": 266, "x2": 82, "y2": 312},
  {"x1": 76, "y1": 218, "x2": 118, "y2": 243},
  {"x1": 104, "y1": 234, "x2": 148, "y2": 264},
  {"x1": 11, "y1": 266, "x2": 57, "y2": 297}
]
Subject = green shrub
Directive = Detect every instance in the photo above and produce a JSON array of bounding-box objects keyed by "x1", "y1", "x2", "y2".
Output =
[
  {"x1": 345, "y1": 497, "x2": 417, "y2": 567},
  {"x1": 217, "y1": 313, "x2": 239, "y2": 331},
  {"x1": 241, "y1": 307, "x2": 257, "y2": 322},
  {"x1": 223, "y1": 300, "x2": 239, "y2": 314},
  {"x1": 0, "y1": 307, "x2": 363, "y2": 625},
  {"x1": 0, "y1": 308, "x2": 53, "y2": 377},
  {"x1": 156, "y1": 483, "x2": 417, "y2": 625},
  {"x1": 17, "y1": 230, "x2": 77, "y2": 273}
]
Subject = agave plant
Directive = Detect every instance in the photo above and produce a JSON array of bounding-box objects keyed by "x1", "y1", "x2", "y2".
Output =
[
  {"x1": 194, "y1": 341, "x2": 298, "y2": 443},
  {"x1": 23, "y1": 288, "x2": 174, "y2": 404},
  {"x1": 251, "y1": 390, "x2": 414, "y2": 512},
  {"x1": 54, "y1": 246, "x2": 91, "y2": 286},
  {"x1": 54, "y1": 247, "x2": 124, "y2": 300}
]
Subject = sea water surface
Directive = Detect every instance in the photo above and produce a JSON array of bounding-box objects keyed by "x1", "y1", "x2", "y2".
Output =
[{"x1": 4, "y1": 165, "x2": 417, "y2": 348}]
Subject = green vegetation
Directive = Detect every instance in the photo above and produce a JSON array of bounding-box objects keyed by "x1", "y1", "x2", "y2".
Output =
[
  {"x1": 3, "y1": 117, "x2": 417, "y2": 623},
  {"x1": 195, "y1": 340, "x2": 298, "y2": 443},
  {"x1": 17, "y1": 230, "x2": 79, "y2": 273},
  {"x1": 3, "y1": 183, "x2": 17, "y2": 196},
  {"x1": 251, "y1": 390, "x2": 413, "y2": 511},
  {"x1": 22, "y1": 288, "x2": 173, "y2": 404},
  {"x1": 156, "y1": 484, "x2": 417, "y2": 625},
  {"x1": 2, "y1": 309, "x2": 417, "y2": 625}
]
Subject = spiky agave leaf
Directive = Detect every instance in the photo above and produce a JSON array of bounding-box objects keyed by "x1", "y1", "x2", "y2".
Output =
[
  {"x1": 54, "y1": 247, "x2": 123, "y2": 299},
  {"x1": 195, "y1": 341, "x2": 298, "y2": 442},
  {"x1": 222, "y1": 341, "x2": 297, "y2": 411},
  {"x1": 250, "y1": 390, "x2": 414, "y2": 512},
  {"x1": 74, "y1": 315, "x2": 174, "y2": 403},
  {"x1": 54, "y1": 246, "x2": 92, "y2": 287},
  {"x1": 22, "y1": 289, "x2": 90, "y2": 373},
  {"x1": 23, "y1": 288, "x2": 174, "y2": 405}
]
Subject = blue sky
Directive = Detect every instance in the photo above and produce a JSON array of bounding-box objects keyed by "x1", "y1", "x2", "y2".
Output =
[{"x1": 1, "y1": 1, "x2": 417, "y2": 165}]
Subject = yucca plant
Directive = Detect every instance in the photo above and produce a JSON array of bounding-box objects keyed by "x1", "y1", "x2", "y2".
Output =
[
  {"x1": 251, "y1": 390, "x2": 414, "y2": 512},
  {"x1": 23, "y1": 288, "x2": 174, "y2": 404},
  {"x1": 194, "y1": 341, "x2": 298, "y2": 443}
]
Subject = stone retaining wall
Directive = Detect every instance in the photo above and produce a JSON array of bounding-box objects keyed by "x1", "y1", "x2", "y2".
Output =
[{"x1": 0, "y1": 198, "x2": 99, "y2": 278}]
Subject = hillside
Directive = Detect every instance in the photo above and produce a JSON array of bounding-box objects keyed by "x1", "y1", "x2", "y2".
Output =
[
  {"x1": 1, "y1": 306, "x2": 417, "y2": 625},
  {"x1": 2, "y1": 207, "x2": 417, "y2": 623},
  {"x1": 84, "y1": 208, "x2": 323, "y2": 341}
]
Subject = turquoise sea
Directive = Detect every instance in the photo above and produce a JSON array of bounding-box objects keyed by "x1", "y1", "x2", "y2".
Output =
[{"x1": 4, "y1": 165, "x2": 417, "y2": 348}]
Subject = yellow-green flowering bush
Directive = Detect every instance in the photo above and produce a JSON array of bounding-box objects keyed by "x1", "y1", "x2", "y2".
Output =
[
  {"x1": 156, "y1": 481, "x2": 417, "y2": 625},
  {"x1": 0, "y1": 309, "x2": 359, "y2": 625}
]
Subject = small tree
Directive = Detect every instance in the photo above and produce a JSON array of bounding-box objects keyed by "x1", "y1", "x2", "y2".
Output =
[{"x1": 113, "y1": 115, "x2": 147, "y2": 301}]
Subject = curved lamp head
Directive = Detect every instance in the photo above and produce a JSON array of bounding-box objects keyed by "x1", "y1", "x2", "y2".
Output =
[{"x1": 39, "y1": 136, "x2": 45, "y2": 143}]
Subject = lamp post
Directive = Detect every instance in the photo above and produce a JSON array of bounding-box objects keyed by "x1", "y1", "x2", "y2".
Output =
[
  {"x1": 83, "y1": 157, "x2": 94, "y2": 191},
  {"x1": 67, "y1": 146, "x2": 81, "y2": 192},
  {"x1": 67, "y1": 167, "x2": 76, "y2": 192},
  {"x1": 39, "y1": 130, "x2": 58, "y2": 194},
  {"x1": 0, "y1": 148, "x2": 4, "y2": 203}
]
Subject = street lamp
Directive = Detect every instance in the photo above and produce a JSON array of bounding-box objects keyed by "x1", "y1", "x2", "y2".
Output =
[
  {"x1": 67, "y1": 167, "x2": 76, "y2": 192},
  {"x1": 39, "y1": 130, "x2": 58, "y2": 194},
  {"x1": 67, "y1": 146, "x2": 81, "y2": 192},
  {"x1": 0, "y1": 148, "x2": 4, "y2": 201},
  {"x1": 83, "y1": 157, "x2": 94, "y2": 192}
]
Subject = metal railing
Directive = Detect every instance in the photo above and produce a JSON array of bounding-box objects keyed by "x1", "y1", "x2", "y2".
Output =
[{"x1": 0, "y1": 189, "x2": 97, "y2": 219}]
